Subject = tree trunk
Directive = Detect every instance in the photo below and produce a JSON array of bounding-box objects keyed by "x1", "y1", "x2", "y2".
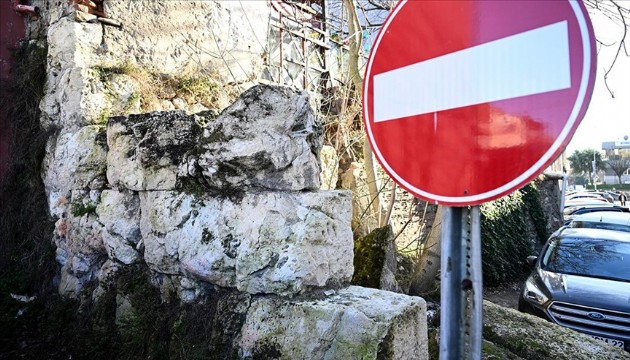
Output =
[
  {"x1": 408, "y1": 206, "x2": 442, "y2": 296},
  {"x1": 344, "y1": 0, "x2": 386, "y2": 234}
]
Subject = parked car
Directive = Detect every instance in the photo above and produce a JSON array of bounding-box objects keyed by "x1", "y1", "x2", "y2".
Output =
[
  {"x1": 591, "y1": 191, "x2": 615, "y2": 203},
  {"x1": 564, "y1": 199, "x2": 609, "y2": 210},
  {"x1": 567, "y1": 212, "x2": 630, "y2": 232},
  {"x1": 518, "y1": 228, "x2": 630, "y2": 351},
  {"x1": 605, "y1": 191, "x2": 622, "y2": 201},
  {"x1": 566, "y1": 193, "x2": 610, "y2": 203},
  {"x1": 562, "y1": 203, "x2": 630, "y2": 222}
]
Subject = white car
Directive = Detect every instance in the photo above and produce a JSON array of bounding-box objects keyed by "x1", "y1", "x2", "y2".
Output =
[
  {"x1": 565, "y1": 193, "x2": 609, "y2": 203},
  {"x1": 567, "y1": 212, "x2": 630, "y2": 232}
]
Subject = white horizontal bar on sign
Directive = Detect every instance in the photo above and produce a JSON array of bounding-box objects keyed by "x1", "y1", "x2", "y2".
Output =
[{"x1": 373, "y1": 21, "x2": 571, "y2": 122}]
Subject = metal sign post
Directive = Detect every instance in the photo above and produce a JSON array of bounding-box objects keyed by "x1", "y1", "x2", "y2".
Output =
[
  {"x1": 361, "y1": 1, "x2": 595, "y2": 357},
  {"x1": 440, "y1": 206, "x2": 483, "y2": 359}
]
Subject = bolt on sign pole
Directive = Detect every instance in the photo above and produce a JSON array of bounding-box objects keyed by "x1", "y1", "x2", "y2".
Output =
[
  {"x1": 361, "y1": 1, "x2": 596, "y2": 359},
  {"x1": 440, "y1": 206, "x2": 482, "y2": 359}
]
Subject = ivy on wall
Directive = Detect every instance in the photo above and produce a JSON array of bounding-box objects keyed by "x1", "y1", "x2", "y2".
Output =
[
  {"x1": 521, "y1": 182, "x2": 549, "y2": 244},
  {"x1": 480, "y1": 185, "x2": 543, "y2": 286}
]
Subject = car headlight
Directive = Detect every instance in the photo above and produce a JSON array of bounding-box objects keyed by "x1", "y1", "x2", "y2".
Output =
[{"x1": 523, "y1": 277, "x2": 549, "y2": 306}]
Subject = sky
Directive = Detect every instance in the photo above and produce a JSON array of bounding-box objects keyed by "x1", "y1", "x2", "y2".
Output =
[{"x1": 565, "y1": 5, "x2": 630, "y2": 154}]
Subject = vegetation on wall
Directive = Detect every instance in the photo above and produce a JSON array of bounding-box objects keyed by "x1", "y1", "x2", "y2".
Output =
[
  {"x1": 1, "y1": 261, "x2": 251, "y2": 359},
  {"x1": 586, "y1": 183, "x2": 630, "y2": 191},
  {"x1": 480, "y1": 188, "x2": 540, "y2": 286},
  {"x1": 0, "y1": 43, "x2": 55, "y2": 310},
  {"x1": 0, "y1": 41, "x2": 56, "y2": 351},
  {"x1": 91, "y1": 62, "x2": 233, "y2": 118},
  {"x1": 351, "y1": 226, "x2": 391, "y2": 288},
  {"x1": 520, "y1": 182, "x2": 549, "y2": 244}
]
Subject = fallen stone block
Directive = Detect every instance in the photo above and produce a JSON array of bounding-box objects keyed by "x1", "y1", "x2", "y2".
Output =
[
  {"x1": 484, "y1": 300, "x2": 629, "y2": 359},
  {"x1": 238, "y1": 286, "x2": 428, "y2": 360}
]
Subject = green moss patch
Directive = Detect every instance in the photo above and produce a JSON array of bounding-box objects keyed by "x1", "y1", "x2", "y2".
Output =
[{"x1": 352, "y1": 225, "x2": 391, "y2": 288}]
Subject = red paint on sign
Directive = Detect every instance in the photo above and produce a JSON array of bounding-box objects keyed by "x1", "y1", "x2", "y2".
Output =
[{"x1": 363, "y1": 0, "x2": 596, "y2": 206}]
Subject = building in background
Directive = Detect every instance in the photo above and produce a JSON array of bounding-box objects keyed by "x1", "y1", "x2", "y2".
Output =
[{"x1": 602, "y1": 136, "x2": 630, "y2": 184}]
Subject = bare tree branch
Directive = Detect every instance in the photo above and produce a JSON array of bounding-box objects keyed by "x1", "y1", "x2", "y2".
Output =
[{"x1": 585, "y1": 0, "x2": 630, "y2": 96}]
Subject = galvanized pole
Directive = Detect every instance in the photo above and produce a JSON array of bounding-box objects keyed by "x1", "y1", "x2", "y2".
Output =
[{"x1": 440, "y1": 206, "x2": 483, "y2": 360}]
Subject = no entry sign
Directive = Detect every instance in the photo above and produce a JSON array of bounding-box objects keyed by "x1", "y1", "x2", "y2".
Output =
[{"x1": 363, "y1": 0, "x2": 596, "y2": 206}]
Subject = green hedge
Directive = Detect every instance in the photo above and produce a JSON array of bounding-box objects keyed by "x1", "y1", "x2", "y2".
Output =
[
  {"x1": 481, "y1": 185, "x2": 542, "y2": 286},
  {"x1": 585, "y1": 184, "x2": 630, "y2": 191}
]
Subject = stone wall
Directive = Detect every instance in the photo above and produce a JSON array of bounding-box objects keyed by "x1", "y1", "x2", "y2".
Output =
[
  {"x1": 39, "y1": 0, "x2": 270, "y2": 134},
  {"x1": 37, "y1": 2, "x2": 429, "y2": 358},
  {"x1": 49, "y1": 84, "x2": 352, "y2": 298},
  {"x1": 101, "y1": 1, "x2": 269, "y2": 82}
]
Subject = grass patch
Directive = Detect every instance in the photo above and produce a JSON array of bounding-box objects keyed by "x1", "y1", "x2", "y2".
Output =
[
  {"x1": 176, "y1": 74, "x2": 220, "y2": 105},
  {"x1": 92, "y1": 62, "x2": 233, "y2": 116}
]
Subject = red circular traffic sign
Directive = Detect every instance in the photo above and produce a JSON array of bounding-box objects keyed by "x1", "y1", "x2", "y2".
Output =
[{"x1": 363, "y1": 0, "x2": 596, "y2": 206}]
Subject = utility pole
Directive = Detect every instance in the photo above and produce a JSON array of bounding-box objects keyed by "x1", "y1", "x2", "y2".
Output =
[{"x1": 592, "y1": 151, "x2": 597, "y2": 190}]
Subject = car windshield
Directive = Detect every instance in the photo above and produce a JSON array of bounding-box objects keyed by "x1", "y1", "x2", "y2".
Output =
[
  {"x1": 569, "y1": 221, "x2": 630, "y2": 232},
  {"x1": 541, "y1": 237, "x2": 630, "y2": 282}
]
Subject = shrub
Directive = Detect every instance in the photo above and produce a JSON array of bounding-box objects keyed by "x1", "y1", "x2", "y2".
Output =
[{"x1": 480, "y1": 190, "x2": 534, "y2": 286}]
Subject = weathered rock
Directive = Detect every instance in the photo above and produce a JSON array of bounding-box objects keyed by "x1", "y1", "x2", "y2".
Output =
[
  {"x1": 101, "y1": 1, "x2": 269, "y2": 84},
  {"x1": 107, "y1": 86, "x2": 322, "y2": 192},
  {"x1": 238, "y1": 286, "x2": 428, "y2": 359},
  {"x1": 42, "y1": 126, "x2": 108, "y2": 216},
  {"x1": 186, "y1": 85, "x2": 323, "y2": 192},
  {"x1": 96, "y1": 190, "x2": 141, "y2": 243},
  {"x1": 98, "y1": 73, "x2": 142, "y2": 117},
  {"x1": 55, "y1": 190, "x2": 107, "y2": 298},
  {"x1": 106, "y1": 111, "x2": 202, "y2": 190},
  {"x1": 96, "y1": 190, "x2": 142, "y2": 264},
  {"x1": 92, "y1": 259, "x2": 121, "y2": 301},
  {"x1": 139, "y1": 190, "x2": 353, "y2": 296},
  {"x1": 320, "y1": 144, "x2": 339, "y2": 190},
  {"x1": 41, "y1": 17, "x2": 105, "y2": 129},
  {"x1": 483, "y1": 300, "x2": 628, "y2": 359}
]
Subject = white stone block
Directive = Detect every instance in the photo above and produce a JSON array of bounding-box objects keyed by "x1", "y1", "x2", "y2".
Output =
[
  {"x1": 238, "y1": 286, "x2": 428, "y2": 359},
  {"x1": 140, "y1": 190, "x2": 353, "y2": 296}
]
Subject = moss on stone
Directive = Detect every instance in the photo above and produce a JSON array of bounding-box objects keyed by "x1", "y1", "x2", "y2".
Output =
[
  {"x1": 427, "y1": 329, "x2": 439, "y2": 360},
  {"x1": 352, "y1": 225, "x2": 391, "y2": 289},
  {"x1": 204, "y1": 123, "x2": 228, "y2": 144},
  {"x1": 252, "y1": 341, "x2": 283, "y2": 360},
  {"x1": 71, "y1": 200, "x2": 97, "y2": 217},
  {"x1": 180, "y1": 177, "x2": 205, "y2": 199}
]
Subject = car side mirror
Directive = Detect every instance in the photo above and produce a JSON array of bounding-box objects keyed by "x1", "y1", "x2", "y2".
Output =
[{"x1": 526, "y1": 255, "x2": 538, "y2": 267}]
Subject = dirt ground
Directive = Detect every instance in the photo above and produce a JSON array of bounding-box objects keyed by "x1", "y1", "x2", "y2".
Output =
[{"x1": 483, "y1": 282, "x2": 523, "y2": 309}]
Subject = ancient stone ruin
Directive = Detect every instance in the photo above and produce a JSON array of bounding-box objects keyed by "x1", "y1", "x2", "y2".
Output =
[
  {"x1": 24, "y1": 2, "x2": 430, "y2": 356},
  {"x1": 44, "y1": 80, "x2": 428, "y2": 357}
]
